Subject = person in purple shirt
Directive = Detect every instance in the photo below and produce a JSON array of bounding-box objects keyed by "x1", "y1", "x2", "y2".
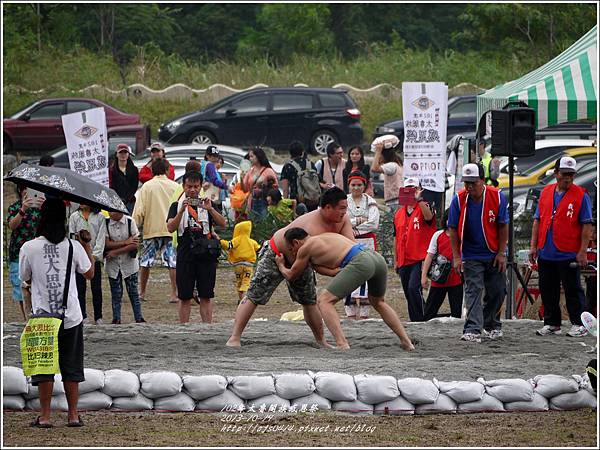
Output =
[
  {"x1": 448, "y1": 163, "x2": 509, "y2": 343},
  {"x1": 529, "y1": 156, "x2": 593, "y2": 337},
  {"x1": 201, "y1": 145, "x2": 229, "y2": 213}
]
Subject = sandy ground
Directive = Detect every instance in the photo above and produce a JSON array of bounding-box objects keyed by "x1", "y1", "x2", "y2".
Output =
[{"x1": 3, "y1": 263, "x2": 597, "y2": 380}]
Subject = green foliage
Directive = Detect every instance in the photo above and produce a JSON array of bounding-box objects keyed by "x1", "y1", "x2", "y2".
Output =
[{"x1": 236, "y1": 4, "x2": 335, "y2": 63}]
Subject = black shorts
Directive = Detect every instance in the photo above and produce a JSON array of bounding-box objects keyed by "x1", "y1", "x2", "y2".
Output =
[
  {"x1": 176, "y1": 256, "x2": 217, "y2": 300},
  {"x1": 31, "y1": 322, "x2": 84, "y2": 386}
]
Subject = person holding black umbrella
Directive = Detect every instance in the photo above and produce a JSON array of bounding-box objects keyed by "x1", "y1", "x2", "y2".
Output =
[{"x1": 19, "y1": 198, "x2": 95, "y2": 428}]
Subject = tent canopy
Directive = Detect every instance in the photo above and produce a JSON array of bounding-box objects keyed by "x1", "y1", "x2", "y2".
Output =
[{"x1": 477, "y1": 26, "x2": 597, "y2": 131}]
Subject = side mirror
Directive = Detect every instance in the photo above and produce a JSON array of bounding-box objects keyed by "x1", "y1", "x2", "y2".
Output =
[
  {"x1": 545, "y1": 169, "x2": 554, "y2": 177},
  {"x1": 225, "y1": 108, "x2": 237, "y2": 116}
]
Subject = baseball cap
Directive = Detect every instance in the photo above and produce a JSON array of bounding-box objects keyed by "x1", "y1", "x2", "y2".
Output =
[
  {"x1": 150, "y1": 142, "x2": 164, "y2": 152},
  {"x1": 404, "y1": 177, "x2": 420, "y2": 188},
  {"x1": 116, "y1": 143, "x2": 133, "y2": 156},
  {"x1": 206, "y1": 145, "x2": 219, "y2": 156},
  {"x1": 461, "y1": 163, "x2": 484, "y2": 182},
  {"x1": 554, "y1": 156, "x2": 577, "y2": 173}
]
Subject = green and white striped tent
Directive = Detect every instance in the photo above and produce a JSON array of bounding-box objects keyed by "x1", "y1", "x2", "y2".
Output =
[{"x1": 477, "y1": 25, "x2": 597, "y2": 130}]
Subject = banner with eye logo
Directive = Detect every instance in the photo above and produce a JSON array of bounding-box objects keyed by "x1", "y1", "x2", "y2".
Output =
[
  {"x1": 402, "y1": 82, "x2": 448, "y2": 193},
  {"x1": 62, "y1": 107, "x2": 109, "y2": 187}
]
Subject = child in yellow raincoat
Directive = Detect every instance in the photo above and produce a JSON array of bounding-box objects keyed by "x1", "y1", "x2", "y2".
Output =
[{"x1": 220, "y1": 221, "x2": 260, "y2": 303}]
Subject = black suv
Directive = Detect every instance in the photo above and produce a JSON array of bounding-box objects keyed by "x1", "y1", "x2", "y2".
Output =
[
  {"x1": 373, "y1": 94, "x2": 477, "y2": 142},
  {"x1": 158, "y1": 87, "x2": 363, "y2": 154}
]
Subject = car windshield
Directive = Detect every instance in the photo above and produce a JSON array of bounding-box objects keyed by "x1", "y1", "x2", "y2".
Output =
[{"x1": 10, "y1": 101, "x2": 41, "y2": 119}]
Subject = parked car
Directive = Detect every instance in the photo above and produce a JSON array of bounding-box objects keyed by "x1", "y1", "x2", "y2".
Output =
[
  {"x1": 24, "y1": 124, "x2": 151, "y2": 169},
  {"x1": 157, "y1": 87, "x2": 363, "y2": 155},
  {"x1": 497, "y1": 139, "x2": 595, "y2": 176},
  {"x1": 132, "y1": 143, "x2": 282, "y2": 175},
  {"x1": 535, "y1": 121, "x2": 597, "y2": 141},
  {"x1": 373, "y1": 94, "x2": 477, "y2": 142},
  {"x1": 3, "y1": 98, "x2": 140, "y2": 153},
  {"x1": 497, "y1": 146, "x2": 597, "y2": 188}
]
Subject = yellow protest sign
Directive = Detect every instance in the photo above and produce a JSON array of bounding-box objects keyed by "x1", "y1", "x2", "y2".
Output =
[{"x1": 20, "y1": 317, "x2": 61, "y2": 376}]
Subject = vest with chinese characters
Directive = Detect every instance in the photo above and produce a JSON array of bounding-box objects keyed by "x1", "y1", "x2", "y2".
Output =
[
  {"x1": 537, "y1": 183, "x2": 585, "y2": 253},
  {"x1": 457, "y1": 186, "x2": 501, "y2": 253},
  {"x1": 394, "y1": 204, "x2": 436, "y2": 268}
]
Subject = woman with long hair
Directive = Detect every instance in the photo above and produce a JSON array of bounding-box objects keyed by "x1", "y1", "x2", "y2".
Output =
[
  {"x1": 371, "y1": 142, "x2": 404, "y2": 213},
  {"x1": 19, "y1": 198, "x2": 95, "y2": 428},
  {"x1": 241, "y1": 147, "x2": 278, "y2": 219},
  {"x1": 109, "y1": 144, "x2": 139, "y2": 214},
  {"x1": 344, "y1": 170, "x2": 380, "y2": 319},
  {"x1": 342, "y1": 146, "x2": 372, "y2": 195}
]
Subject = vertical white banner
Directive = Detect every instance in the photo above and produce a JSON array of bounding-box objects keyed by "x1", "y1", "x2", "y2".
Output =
[
  {"x1": 61, "y1": 107, "x2": 109, "y2": 186},
  {"x1": 402, "y1": 82, "x2": 448, "y2": 192}
]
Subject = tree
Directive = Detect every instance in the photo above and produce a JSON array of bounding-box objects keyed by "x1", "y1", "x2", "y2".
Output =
[{"x1": 236, "y1": 4, "x2": 334, "y2": 63}]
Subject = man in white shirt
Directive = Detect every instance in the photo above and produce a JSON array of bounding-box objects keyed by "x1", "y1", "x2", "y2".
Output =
[{"x1": 19, "y1": 198, "x2": 94, "y2": 428}]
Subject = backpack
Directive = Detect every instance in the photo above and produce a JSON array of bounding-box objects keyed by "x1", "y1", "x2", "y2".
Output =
[{"x1": 290, "y1": 158, "x2": 321, "y2": 205}]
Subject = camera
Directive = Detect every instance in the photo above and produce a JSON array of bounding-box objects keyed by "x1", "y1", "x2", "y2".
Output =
[{"x1": 188, "y1": 197, "x2": 200, "y2": 207}]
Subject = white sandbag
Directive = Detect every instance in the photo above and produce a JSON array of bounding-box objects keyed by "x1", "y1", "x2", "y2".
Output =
[
  {"x1": 354, "y1": 374, "x2": 400, "y2": 405},
  {"x1": 182, "y1": 375, "x2": 228, "y2": 401},
  {"x1": 111, "y1": 393, "x2": 154, "y2": 411},
  {"x1": 314, "y1": 372, "x2": 357, "y2": 402},
  {"x1": 3, "y1": 395, "x2": 26, "y2": 410},
  {"x1": 274, "y1": 373, "x2": 315, "y2": 400},
  {"x1": 457, "y1": 393, "x2": 505, "y2": 413},
  {"x1": 332, "y1": 400, "x2": 373, "y2": 414},
  {"x1": 397, "y1": 378, "x2": 439, "y2": 405},
  {"x1": 77, "y1": 391, "x2": 112, "y2": 410},
  {"x1": 139, "y1": 371, "x2": 182, "y2": 399},
  {"x1": 415, "y1": 393, "x2": 457, "y2": 415},
  {"x1": 3, "y1": 367, "x2": 28, "y2": 395},
  {"x1": 437, "y1": 380, "x2": 485, "y2": 404},
  {"x1": 374, "y1": 396, "x2": 415, "y2": 415},
  {"x1": 25, "y1": 374, "x2": 64, "y2": 399},
  {"x1": 102, "y1": 369, "x2": 140, "y2": 397},
  {"x1": 504, "y1": 392, "x2": 549, "y2": 412},
  {"x1": 154, "y1": 392, "x2": 196, "y2": 412},
  {"x1": 26, "y1": 394, "x2": 68, "y2": 411},
  {"x1": 532, "y1": 374, "x2": 579, "y2": 398},
  {"x1": 247, "y1": 394, "x2": 290, "y2": 411},
  {"x1": 549, "y1": 390, "x2": 598, "y2": 411},
  {"x1": 79, "y1": 368, "x2": 105, "y2": 395},
  {"x1": 195, "y1": 390, "x2": 245, "y2": 412},
  {"x1": 291, "y1": 393, "x2": 332, "y2": 411},
  {"x1": 478, "y1": 377, "x2": 534, "y2": 403},
  {"x1": 227, "y1": 375, "x2": 275, "y2": 400}
]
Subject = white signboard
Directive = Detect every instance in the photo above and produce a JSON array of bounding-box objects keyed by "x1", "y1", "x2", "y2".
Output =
[
  {"x1": 402, "y1": 82, "x2": 448, "y2": 192},
  {"x1": 61, "y1": 107, "x2": 109, "y2": 186}
]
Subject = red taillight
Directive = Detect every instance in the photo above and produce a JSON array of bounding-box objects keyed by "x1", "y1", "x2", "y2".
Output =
[{"x1": 346, "y1": 108, "x2": 361, "y2": 120}]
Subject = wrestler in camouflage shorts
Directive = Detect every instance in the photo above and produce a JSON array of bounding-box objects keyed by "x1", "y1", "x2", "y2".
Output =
[{"x1": 246, "y1": 242, "x2": 317, "y2": 306}]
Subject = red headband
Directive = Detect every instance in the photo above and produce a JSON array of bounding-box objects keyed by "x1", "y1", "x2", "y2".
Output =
[{"x1": 348, "y1": 175, "x2": 367, "y2": 185}]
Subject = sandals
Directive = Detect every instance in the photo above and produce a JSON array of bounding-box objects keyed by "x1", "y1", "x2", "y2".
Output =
[
  {"x1": 30, "y1": 416, "x2": 53, "y2": 428},
  {"x1": 67, "y1": 415, "x2": 84, "y2": 427}
]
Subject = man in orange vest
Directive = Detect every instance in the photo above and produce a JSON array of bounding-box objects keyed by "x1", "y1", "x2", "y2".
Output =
[
  {"x1": 529, "y1": 156, "x2": 593, "y2": 337},
  {"x1": 448, "y1": 163, "x2": 509, "y2": 343},
  {"x1": 394, "y1": 177, "x2": 436, "y2": 322}
]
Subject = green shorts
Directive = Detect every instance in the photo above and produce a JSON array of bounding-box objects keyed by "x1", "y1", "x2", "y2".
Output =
[
  {"x1": 326, "y1": 249, "x2": 387, "y2": 299},
  {"x1": 246, "y1": 242, "x2": 317, "y2": 306}
]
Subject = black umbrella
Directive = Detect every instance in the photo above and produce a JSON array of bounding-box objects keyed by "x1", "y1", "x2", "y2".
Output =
[{"x1": 5, "y1": 163, "x2": 128, "y2": 214}]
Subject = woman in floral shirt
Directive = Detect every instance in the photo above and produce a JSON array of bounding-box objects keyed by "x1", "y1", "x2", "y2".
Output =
[{"x1": 7, "y1": 185, "x2": 42, "y2": 320}]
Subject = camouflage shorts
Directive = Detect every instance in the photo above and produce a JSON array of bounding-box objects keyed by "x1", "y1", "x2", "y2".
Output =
[{"x1": 246, "y1": 241, "x2": 317, "y2": 306}]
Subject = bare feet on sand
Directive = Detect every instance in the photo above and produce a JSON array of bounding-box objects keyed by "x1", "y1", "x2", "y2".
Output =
[
  {"x1": 226, "y1": 337, "x2": 241, "y2": 347},
  {"x1": 317, "y1": 340, "x2": 334, "y2": 349},
  {"x1": 401, "y1": 340, "x2": 415, "y2": 351}
]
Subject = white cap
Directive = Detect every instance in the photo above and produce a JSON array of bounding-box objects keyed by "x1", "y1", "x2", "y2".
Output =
[
  {"x1": 404, "y1": 176, "x2": 420, "y2": 188},
  {"x1": 461, "y1": 163, "x2": 483, "y2": 182},
  {"x1": 555, "y1": 156, "x2": 577, "y2": 173}
]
